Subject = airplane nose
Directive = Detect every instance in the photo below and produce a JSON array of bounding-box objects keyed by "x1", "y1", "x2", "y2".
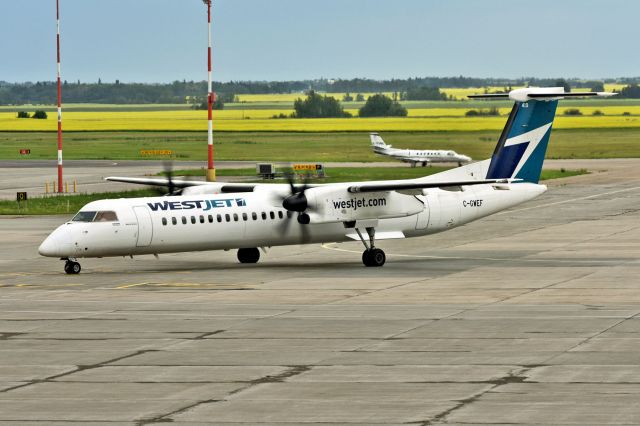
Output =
[{"x1": 38, "y1": 235, "x2": 60, "y2": 257}]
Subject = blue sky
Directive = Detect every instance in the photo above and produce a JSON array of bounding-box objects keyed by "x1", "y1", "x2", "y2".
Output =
[{"x1": 2, "y1": 0, "x2": 638, "y2": 83}]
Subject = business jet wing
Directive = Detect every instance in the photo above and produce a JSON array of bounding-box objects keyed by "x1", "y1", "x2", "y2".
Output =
[
  {"x1": 105, "y1": 176, "x2": 258, "y2": 193},
  {"x1": 347, "y1": 178, "x2": 515, "y2": 193}
]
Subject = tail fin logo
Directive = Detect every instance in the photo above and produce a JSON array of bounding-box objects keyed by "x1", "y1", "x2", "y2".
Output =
[{"x1": 503, "y1": 122, "x2": 552, "y2": 178}]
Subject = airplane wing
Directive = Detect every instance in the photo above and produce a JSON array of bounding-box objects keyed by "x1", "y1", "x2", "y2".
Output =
[
  {"x1": 105, "y1": 176, "x2": 258, "y2": 193},
  {"x1": 347, "y1": 178, "x2": 514, "y2": 193}
]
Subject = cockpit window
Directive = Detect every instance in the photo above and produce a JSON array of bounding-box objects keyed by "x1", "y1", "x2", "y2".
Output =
[
  {"x1": 72, "y1": 211, "x2": 97, "y2": 222},
  {"x1": 94, "y1": 211, "x2": 118, "y2": 222},
  {"x1": 447, "y1": 151, "x2": 455, "y2": 156}
]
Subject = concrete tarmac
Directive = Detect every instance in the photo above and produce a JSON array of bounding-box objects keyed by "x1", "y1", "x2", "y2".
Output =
[{"x1": 0, "y1": 160, "x2": 639, "y2": 424}]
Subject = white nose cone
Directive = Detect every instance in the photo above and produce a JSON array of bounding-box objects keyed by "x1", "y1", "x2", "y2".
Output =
[{"x1": 38, "y1": 235, "x2": 60, "y2": 257}]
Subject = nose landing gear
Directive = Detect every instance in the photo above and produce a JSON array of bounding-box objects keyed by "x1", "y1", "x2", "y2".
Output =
[
  {"x1": 237, "y1": 248, "x2": 260, "y2": 264},
  {"x1": 63, "y1": 259, "x2": 81, "y2": 275}
]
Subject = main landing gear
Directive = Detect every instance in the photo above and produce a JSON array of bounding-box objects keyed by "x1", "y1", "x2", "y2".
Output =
[
  {"x1": 355, "y1": 227, "x2": 386, "y2": 267},
  {"x1": 63, "y1": 259, "x2": 81, "y2": 275},
  {"x1": 237, "y1": 248, "x2": 260, "y2": 264}
]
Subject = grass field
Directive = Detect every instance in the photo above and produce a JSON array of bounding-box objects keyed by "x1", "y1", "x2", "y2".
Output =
[
  {"x1": 0, "y1": 167, "x2": 586, "y2": 215},
  {"x1": 2, "y1": 129, "x2": 639, "y2": 162}
]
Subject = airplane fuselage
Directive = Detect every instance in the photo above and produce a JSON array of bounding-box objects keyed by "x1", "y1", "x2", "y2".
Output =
[
  {"x1": 373, "y1": 146, "x2": 471, "y2": 165},
  {"x1": 39, "y1": 183, "x2": 546, "y2": 259}
]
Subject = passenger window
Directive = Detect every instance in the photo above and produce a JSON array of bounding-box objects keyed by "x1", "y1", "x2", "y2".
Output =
[
  {"x1": 252, "y1": 212, "x2": 257, "y2": 220},
  {"x1": 261, "y1": 212, "x2": 267, "y2": 220},
  {"x1": 208, "y1": 215, "x2": 213, "y2": 223},
  {"x1": 278, "y1": 211, "x2": 284, "y2": 219},
  {"x1": 172, "y1": 217, "x2": 177, "y2": 225},
  {"x1": 286, "y1": 211, "x2": 293, "y2": 219},
  {"x1": 270, "y1": 211, "x2": 275, "y2": 220},
  {"x1": 242, "y1": 213, "x2": 248, "y2": 221},
  {"x1": 217, "y1": 214, "x2": 222, "y2": 223},
  {"x1": 225, "y1": 214, "x2": 231, "y2": 222},
  {"x1": 191, "y1": 216, "x2": 196, "y2": 224},
  {"x1": 233, "y1": 213, "x2": 239, "y2": 222},
  {"x1": 162, "y1": 217, "x2": 167, "y2": 226},
  {"x1": 94, "y1": 211, "x2": 118, "y2": 222},
  {"x1": 199, "y1": 215, "x2": 205, "y2": 224},
  {"x1": 182, "y1": 217, "x2": 187, "y2": 225}
]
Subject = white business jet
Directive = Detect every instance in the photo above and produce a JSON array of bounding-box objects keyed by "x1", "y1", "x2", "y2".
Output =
[
  {"x1": 39, "y1": 88, "x2": 614, "y2": 274},
  {"x1": 370, "y1": 132, "x2": 472, "y2": 167}
]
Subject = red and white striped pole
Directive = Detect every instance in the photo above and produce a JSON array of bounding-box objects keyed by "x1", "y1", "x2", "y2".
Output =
[
  {"x1": 204, "y1": 0, "x2": 216, "y2": 181},
  {"x1": 56, "y1": 0, "x2": 63, "y2": 193}
]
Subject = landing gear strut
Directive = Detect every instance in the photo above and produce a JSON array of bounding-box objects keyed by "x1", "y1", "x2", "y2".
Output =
[
  {"x1": 355, "y1": 227, "x2": 386, "y2": 267},
  {"x1": 237, "y1": 248, "x2": 260, "y2": 264},
  {"x1": 64, "y1": 259, "x2": 81, "y2": 275}
]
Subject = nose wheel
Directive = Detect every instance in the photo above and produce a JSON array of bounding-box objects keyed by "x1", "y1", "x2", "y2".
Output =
[
  {"x1": 64, "y1": 260, "x2": 81, "y2": 275},
  {"x1": 237, "y1": 248, "x2": 260, "y2": 264}
]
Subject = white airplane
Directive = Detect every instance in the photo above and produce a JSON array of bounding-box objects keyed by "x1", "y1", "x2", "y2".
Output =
[
  {"x1": 39, "y1": 87, "x2": 614, "y2": 274},
  {"x1": 370, "y1": 132, "x2": 472, "y2": 167}
]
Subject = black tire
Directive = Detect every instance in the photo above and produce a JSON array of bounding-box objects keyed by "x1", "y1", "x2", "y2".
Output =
[
  {"x1": 65, "y1": 261, "x2": 81, "y2": 274},
  {"x1": 237, "y1": 248, "x2": 260, "y2": 264},
  {"x1": 362, "y1": 250, "x2": 373, "y2": 267},
  {"x1": 369, "y1": 248, "x2": 386, "y2": 267}
]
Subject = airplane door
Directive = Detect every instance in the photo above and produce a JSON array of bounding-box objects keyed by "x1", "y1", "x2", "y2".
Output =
[{"x1": 133, "y1": 206, "x2": 153, "y2": 247}]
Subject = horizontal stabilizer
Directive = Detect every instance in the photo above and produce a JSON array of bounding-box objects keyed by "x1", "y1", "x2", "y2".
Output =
[{"x1": 469, "y1": 87, "x2": 616, "y2": 102}]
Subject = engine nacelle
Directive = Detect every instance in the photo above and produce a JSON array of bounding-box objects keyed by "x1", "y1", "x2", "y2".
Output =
[{"x1": 305, "y1": 187, "x2": 424, "y2": 224}]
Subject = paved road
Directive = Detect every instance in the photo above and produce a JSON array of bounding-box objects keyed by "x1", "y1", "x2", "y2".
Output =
[{"x1": 0, "y1": 159, "x2": 639, "y2": 424}]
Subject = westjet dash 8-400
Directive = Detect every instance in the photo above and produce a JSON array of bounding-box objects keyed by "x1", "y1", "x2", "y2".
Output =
[
  {"x1": 370, "y1": 132, "x2": 472, "y2": 167},
  {"x1": 39, "y1": 88, "x2": 615, "y2": 274}
]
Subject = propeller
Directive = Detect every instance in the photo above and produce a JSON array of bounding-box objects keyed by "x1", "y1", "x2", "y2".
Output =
[
  {"x1": 154, "y1": 161, "x2": 180, "y2": 196},
  {"x1": 274, "y1": 169, "x2": 314, "y2": 243}
]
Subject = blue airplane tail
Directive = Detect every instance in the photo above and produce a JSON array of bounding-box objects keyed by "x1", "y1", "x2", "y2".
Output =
[
  {"x1": 486, "y1": 99, "x2": 558, "y2": 183},
  {"x1": 470, "y1": 87, "x2": 615, "y2": 184}
]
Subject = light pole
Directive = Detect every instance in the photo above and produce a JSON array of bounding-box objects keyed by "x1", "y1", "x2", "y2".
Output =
[
  {"x1": 203, "y1": 0, "x2": 215, "y2": 181},
  {"x1": 56, "y1": 0, "x2": 64, "y2": 192}
]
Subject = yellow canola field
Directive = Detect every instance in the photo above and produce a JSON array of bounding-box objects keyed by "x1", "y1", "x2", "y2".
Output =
[{"x1": 2, "y1": 109, "x2": 639, "y2": 132}]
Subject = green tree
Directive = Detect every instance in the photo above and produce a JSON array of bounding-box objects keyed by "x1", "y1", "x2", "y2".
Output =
[
  {"x1": 32, "y1": 110, "x2": 48, "y2": 119},
  {"x1": 404, "y1": 86, "x2": 447, "y2": 101},
  {"x1": 619, "y1": 84, "x2": 640, "y2": 98},
  {"x1": 588, "y1": 81, "x2": 605, "y2": 92},
  {"x1": 342, "y1": 93, "x2": 353, "y2": 102},
  {"x1": 17, "y1": 111, "x2": 30, "y2": 118},
  {"x1": 554, "y1": 79, "x2": 571, "y2": 92},
  {"x1": 292, "y1": 91, "x2": 351, "y2": 118},
  {"x1": 358, "y1": 94, "x2": 407, "y2": 117}
]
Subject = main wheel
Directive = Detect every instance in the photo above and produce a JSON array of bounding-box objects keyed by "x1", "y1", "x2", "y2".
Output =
[
  {"x1": 237, "y1": 248, "x2": 260, "y2": 264},
  {"x1": 64, "y1": 261, "x2": 81, "y2": 275},
  {"x1": 362, "y1": 248, "x2": 386, "y2": 267}
]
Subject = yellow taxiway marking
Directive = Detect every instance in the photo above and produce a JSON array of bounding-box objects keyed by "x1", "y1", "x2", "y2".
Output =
[{"x1": 14, "y1": 283, "x2": 85, "y2": 288}]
